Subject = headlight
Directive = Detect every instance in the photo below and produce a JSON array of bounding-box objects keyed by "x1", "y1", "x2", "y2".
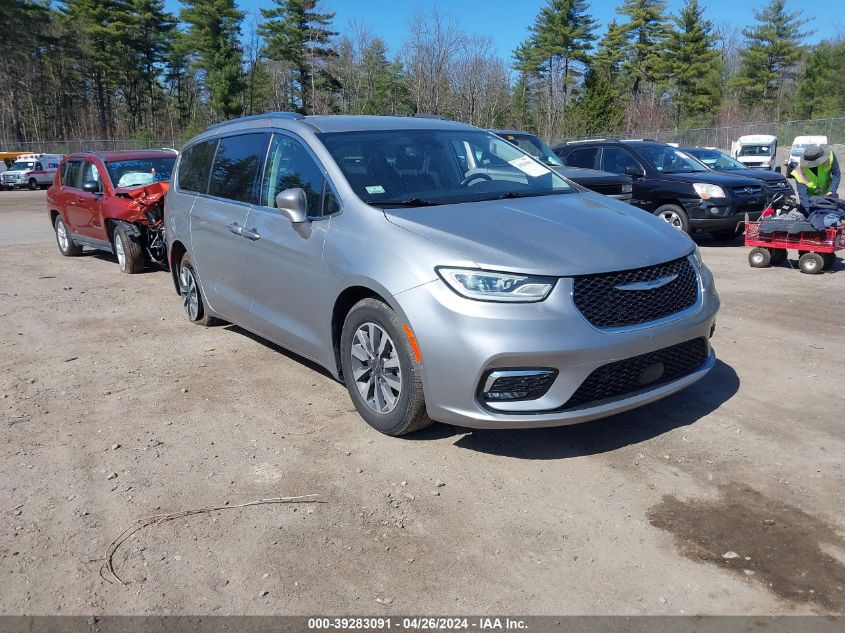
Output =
[
  {"x1": 437, "y1": 267, "x2": 556, "y2": 302},
  {"x1": 621, "y1": 183, "x2": 633, "y2": 193},
  {"x1": 693, "y1": 183, "x2": 726, "y2": 200}
]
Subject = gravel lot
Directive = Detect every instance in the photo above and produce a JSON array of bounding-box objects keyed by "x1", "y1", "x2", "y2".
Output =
[{"x1": 1, "y1": 189, "x2": 844, "y2": 616}]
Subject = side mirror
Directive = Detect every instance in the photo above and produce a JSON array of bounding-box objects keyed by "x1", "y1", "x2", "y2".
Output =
[
  {"x1": 275, "y1": 187, "x2": 308, "y2": 224},
  {"x1": 625, "y1": 165, "x2": 646, "y2": 178},
  {"x1": 82, "y1": 180, "x2": 101, "y2": 193}
]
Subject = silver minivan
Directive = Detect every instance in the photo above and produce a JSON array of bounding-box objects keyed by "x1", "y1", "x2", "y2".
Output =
[{"x1": 165, "y1": 113, "x2": 719, "y2": 436}]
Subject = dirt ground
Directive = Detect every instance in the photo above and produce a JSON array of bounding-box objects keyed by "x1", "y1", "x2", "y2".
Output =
[{"x1": 1, "y1": 189, "x2": 844, "y2": 616}]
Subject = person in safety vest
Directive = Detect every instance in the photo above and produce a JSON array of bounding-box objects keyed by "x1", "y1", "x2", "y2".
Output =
[{"x1": 792, "y1": 144, "x2": 840, "y2": 212}]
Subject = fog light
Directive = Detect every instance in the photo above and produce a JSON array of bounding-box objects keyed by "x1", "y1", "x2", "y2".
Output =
[{"x1": 481, "y1": 369, "x2": 557, "y2": 402}]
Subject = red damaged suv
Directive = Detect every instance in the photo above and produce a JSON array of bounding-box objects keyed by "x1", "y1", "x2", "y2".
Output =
[{"x1": 46, "y1": 150, "x2": 177, "y2": 273}]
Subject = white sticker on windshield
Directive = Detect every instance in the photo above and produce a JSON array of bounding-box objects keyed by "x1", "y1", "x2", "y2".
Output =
[
  {"x1": 508, "y1": 155, "x2": 550, "y2": 178},
  {"x1": 365, "y1": 185, "x2": 385, "y2": 194}
]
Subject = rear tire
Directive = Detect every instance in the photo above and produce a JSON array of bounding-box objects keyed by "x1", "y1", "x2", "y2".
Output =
[
  {"x1": 113, "y1": 224, "x2": 144, "y2": 274},
  {"x1": 340, "y1": 298, "x2": 432, "y2": 436},
  {"x1": 654, "y1": 204, "x2": 690, "y2": 233},
  {"x1": 177, "y1": 252, "x2": 220, "y2": 326},
  {"x1": 748, "y1": 247, "x2": 772, "y2": 268},
  {"x1": 54, "y1": 215, "x2": 82, "y2": 257},
  {"x1": 28, "y1": 178, "x2": 38, "y2": 191},
  {"x1": 798, "y1": 252, "x2": 824, "y2": 274}
]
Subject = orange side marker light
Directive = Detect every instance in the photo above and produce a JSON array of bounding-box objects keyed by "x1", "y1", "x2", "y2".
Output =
[{"x1": 403, "y1": 324, "x2": 422, "y2": 362}]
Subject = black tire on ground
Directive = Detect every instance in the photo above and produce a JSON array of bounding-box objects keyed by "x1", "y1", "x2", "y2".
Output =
[
  {"x1": 28, "y1": 178, "x2": 38, "y2": 191},
  {"x1": 340, "y1": 298, "x2": 432, "y2": 436},
  {"x1": 798, "y1": 252, "x2": 825, "y2": 274},
  {"x1": 653, "y1": 203, "x2": 690, "y2": 233},
  {"x1": 769, "y1": 248, "x2": 788, "y2": 266},
  {"x1": 748, "y1": 247, "x2": 772, "y2": 268},
  {"x1": 709, "y1": 229, "x2": 738, "y2": 241},
  {"x1": 53, "y1": 215, "x2": 82, "y2": 257},
  {"x1": 821, "y1": 253, "x2": 836, "y2": 270},
  {"x1": 113, "y1": 223, "x2": 145, "y2": 274},
  {"x1": 177, "y1": 252, "x2": 220, "y2": 326}
]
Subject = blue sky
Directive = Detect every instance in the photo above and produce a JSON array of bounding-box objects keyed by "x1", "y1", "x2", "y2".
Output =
[{"x1": 164, "y1": 0, "x2": 839, "y2": 59}]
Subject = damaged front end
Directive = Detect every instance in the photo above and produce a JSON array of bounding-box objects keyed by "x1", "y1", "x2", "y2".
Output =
[{"x1": 115, "y1": 181, "x2": 169, "y2": 268}]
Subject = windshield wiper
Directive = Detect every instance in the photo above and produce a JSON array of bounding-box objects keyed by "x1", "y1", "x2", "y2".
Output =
[{"x1": 370, "y1": 197, "x2": 441, "y2": 207}]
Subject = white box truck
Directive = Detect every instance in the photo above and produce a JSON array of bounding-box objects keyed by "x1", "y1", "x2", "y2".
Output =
[
  {"x1": 784, "y1": 135, "x2": 828, "y2": 178},
  {"x1": 1, "y1": 153, "x2": 64, "y2": 190},
  {"x1": 730, "y1": 135, "x2": 778, "y2": 170}
]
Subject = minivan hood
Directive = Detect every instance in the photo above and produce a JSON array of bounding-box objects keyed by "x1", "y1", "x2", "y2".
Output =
[
  {"x1": 658, "y1": 170, "x2": 763, "y2": 187},
  {"x1": 383, "y1": 193, "x2": 693, "y2": 277}
]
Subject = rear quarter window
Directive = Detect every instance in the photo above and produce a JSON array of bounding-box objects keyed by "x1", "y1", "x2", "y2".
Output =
[{"x1": 177, "y1": 140, "x2": 218, "y2": 193}]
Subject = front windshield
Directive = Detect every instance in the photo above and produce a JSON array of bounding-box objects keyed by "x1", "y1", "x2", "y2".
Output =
[
  {"x1": 687, "y1": 149, "x2": 745, "y2": 171},
  {"x1": 498, "y1": 133, "x2": 563, "y2": 167},
  {"x1": 790, "y1": 144, "x2": 806, "y2": 157},
  {"x1": 10, "y1": 161, "x2": 35, "y2": 171},
  {"x1": 738, "y1": 145, "x2": 772, "y2": 157},
  {"x1": 106, "y1": 157, "x2": 176, "y2": 188},
  {"x1": 638, "y1": 146, "x2": 708, "y2": 173},
  {"x1": 318, "y1": 129, "x2": 574, "y2": 207}
]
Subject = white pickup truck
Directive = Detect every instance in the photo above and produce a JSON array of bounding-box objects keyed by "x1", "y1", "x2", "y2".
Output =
[{"x1": 1, "y1": 153, "x2": 64, "y2": 190}]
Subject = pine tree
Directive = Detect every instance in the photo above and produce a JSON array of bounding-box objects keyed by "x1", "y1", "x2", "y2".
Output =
[
  {"x1": 593, "y1": 20, "x2": 629, "y2": 72},
  {"x1": 795, "y1": 39, "x2": 845, "y2": 118},
  {"x1": 571, "y1": 65, "x2": 626, "y2": 135},
  {"x1": 665, "y1": 0, "x2": 720, "y2": 125},
  {"x1": 260, "y1": 0, "x2": 338, "y2": 114},
  {"x1": 732, "y1": 0, "x2": 812, "y2": 119},
  {"x1": 617, "y1": 0, "x2": 672, "y2": 96},
  {"x1": 179, "y1": 0, "x2": 246, "y2": 119},
  {"x1": 530, "y1": 0, "x2": 597, "y2": 104}
]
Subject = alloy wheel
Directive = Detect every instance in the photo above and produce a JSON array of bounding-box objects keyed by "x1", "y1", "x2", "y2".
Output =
[
  {"x1": 179, "y1": 265, "x2": 200, "y2": 321},
  {"x1": 350, "y1": 322, "x2": 402, "y2": 414},
  {"x1": 56, "y1": 219, "x2": 68, "y2": 251},
  {"x1": 114, "y1": 235, "x2": 126, "y2": 270},
  {"x1": 658, "y1": 209, "x2": 683, "y2": 229}
]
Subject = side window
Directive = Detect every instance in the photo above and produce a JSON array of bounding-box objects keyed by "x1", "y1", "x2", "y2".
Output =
[
  {"x1": 81, "y1": 161, "x2": 102, "y2": 191},
  {"x1": 34, "y1": 162, "x2": 43, "y2": 171},
  {"x1": 207, "y1": 133, "x2": 268, "y2": 203},
  {"x1": 600, "y1": 147, "x2": 641, "y2": 175},
  {"x1": 260, "y1": 134, "x2": 333, "y2": 217},
  {"x1": 177, "y1": 139, "x2": 218, "y2": 193},
  {"x1": 565, "y1": 147, "x2": 598, "y2": 169},
  {"x1": 61, "y1": 160, "x2": 82, "y2": 188}
]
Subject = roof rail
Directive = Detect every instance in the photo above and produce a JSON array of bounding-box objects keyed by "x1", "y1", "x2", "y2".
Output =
[
  {"x1": 566, "y1": 138, "x2": 608, "y2": 144},
  {"x1": 206, "y1": 111, "x2": 304, "y2": 131}
]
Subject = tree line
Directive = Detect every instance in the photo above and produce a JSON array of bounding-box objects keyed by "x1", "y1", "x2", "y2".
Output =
[{"x1": 2, "y1": 0, "x2": 844, "y2": 147}]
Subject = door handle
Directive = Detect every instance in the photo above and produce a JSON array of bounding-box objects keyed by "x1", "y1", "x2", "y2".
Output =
[
  {"x1": 242, "y1": 228, "x2": 261, "y2": 241},
  {"x1": 226, "y1": 222, "x2": 243, "y2": 236}
]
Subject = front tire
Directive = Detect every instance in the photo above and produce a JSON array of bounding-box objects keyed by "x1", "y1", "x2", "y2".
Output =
[
  {"x1": 748, "y1": 247, "x2": 771, "y2": 268},
  {"x1": 654, "y1": 204, "x2": 690, "y2": 233},
  {"x1": 340, "y1": 298, "x2": 432, "y2": 436},
  {"x1": 113, "y1": 224, "x2": 144, "y2": 274},
  {"x1": 54, "y1": 215, "x2": 82, "y2": 257},
  {"x1": 177, "y1": 252, "x2": 220, "y2": 326}
]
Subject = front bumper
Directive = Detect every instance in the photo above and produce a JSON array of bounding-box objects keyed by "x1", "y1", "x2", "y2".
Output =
[
  {"x1": 394, "y1": 261, "x2": 719, "y2": 429},
  {"x1": 683, "y1": 197, "x2": 764, "y2": 231}
]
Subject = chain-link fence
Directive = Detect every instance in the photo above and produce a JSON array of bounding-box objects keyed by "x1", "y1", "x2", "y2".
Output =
[{"x1": 0, "y1": 138, "x2": 182, "y2": 155}]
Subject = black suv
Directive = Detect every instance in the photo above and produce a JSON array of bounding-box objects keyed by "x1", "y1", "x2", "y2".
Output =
[
  {"x1": 680, "y1": 147, "x2": 793, "y2": 198},
  {"x1": 488, "y1": 130, "x2": 633, "y2": 202},
  {"x1": 554, "y1": 139, "x2": 768, "y2": 238}
]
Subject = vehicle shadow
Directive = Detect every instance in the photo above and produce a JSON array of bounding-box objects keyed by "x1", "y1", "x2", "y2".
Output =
[
  {"x1": 86, "y1": 251, "x2": 165, "y2": 274},
  {"x1": 423, "y1": 359, "x2": 739, "y2": 460},
  {"x1": 221, "y1": 324, "x2": 337, "y2": 381},
  {"x1": 694, "y1": 234, "x2": 745, "y2": 248}
]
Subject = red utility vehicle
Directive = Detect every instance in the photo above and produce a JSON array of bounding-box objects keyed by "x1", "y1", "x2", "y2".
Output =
[{"x1": 46, "y1": 150, "x2": 176, "y2": 273}]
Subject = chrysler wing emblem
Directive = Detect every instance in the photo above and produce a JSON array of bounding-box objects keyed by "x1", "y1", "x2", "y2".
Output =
[{"x1": 615, "y1": 273, "x2": 678, "y2": 291}]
